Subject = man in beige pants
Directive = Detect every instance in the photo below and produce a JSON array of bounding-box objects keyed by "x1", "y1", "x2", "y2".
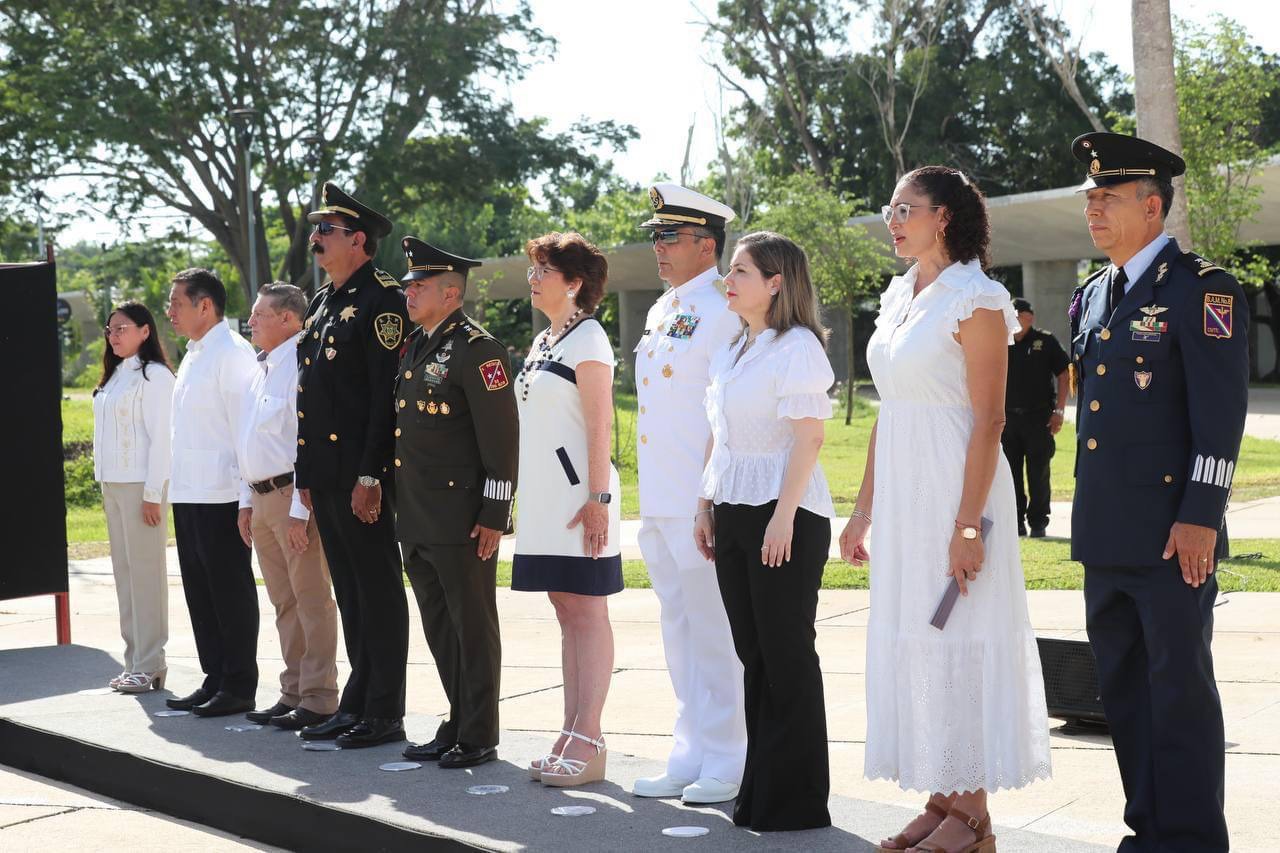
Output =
[{"x1": 236, "y1": 282, "x2": 340, "y2": 729}]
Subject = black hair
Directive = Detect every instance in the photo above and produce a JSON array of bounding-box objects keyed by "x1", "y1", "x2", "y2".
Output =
[
  {"x1": 1136, "y1": 177, "x2": 1175, "y2": 221},
  {"x1": 904, "y1": 166, "x2": 992, "y2": 270},
  {"x1": 171, "y1": 267, "x2": 228, "y2": 316},
  {"x1": 339, "y1": 215, "x2": 378, "y2": 257},
  {"x1": 95, "y1": 301, "x2": 173, "y2": 395}
]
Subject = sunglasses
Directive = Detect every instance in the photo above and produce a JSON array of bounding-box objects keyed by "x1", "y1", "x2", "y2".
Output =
[
  {"x1": 312, "y1": 221, "x2": 357, "y2": 236},
  {"x1": 880, "y1": 203, "x2": 941, "y2": 225},
  {"x1": 650, "y1": 229, "x2": 710, "y2": 245}
]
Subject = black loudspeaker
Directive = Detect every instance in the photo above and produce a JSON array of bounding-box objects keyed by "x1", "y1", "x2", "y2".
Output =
[
  {"x1": 1036, "y1": 636, "x2": 1110, "y2": 734},
  {"x1": 0, "y1": 258, "x2": 68, "y2": 601}
]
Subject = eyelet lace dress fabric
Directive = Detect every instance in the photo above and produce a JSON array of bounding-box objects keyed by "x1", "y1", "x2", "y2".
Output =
[
  {"x1": 700, "y1": 327, "x2": 836, "y2": 517},
  {"x1": 863, "y1": 260, "x2": 1052, "y2": 793}
]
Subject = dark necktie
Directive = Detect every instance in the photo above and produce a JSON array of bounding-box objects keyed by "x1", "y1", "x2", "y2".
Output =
[{"x1": 1109, "y1": 267, "x2": 1128, "y2": 314}]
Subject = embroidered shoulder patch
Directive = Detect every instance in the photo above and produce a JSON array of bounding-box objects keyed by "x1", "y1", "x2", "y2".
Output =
[
  {"x1": 479, "y1": 359, "x2": 509, "y2": 391},
  {"x1": 1203, "y1": 293, "x2": 1233, "y2": 339},
  {"x1": 374, "y1": 313, "x2": 404, "y2": 350}
]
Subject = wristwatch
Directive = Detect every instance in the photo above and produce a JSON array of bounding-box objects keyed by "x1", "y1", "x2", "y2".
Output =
[
  {"x1": 357, "y1": 475, "x2": 380, "y2": 488},
  {"x1": 955, "y1": 520, "x2": 979, "y2": 540},
  {"x1": 589, "y1": 491, "x2": 612, "y2": 504}
]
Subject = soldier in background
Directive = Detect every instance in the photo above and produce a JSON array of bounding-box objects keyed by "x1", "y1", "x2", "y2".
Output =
[{"x1": 294, "y1": 182, "x2": 411, "y2": 750}]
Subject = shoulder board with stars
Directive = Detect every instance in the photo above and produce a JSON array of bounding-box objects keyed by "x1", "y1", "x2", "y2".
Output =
[
  {"x1": 1177, "y1": 252, "x2": 1226, "y2": 278},
  {"x1": 462, "y1": 318, "x2": 495, "y2": 344},
  {"x1": 374, "y1": 269, "x2": 401, "y2": 288}
]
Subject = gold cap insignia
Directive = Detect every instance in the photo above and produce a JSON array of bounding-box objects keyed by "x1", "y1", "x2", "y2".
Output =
[
  {"x1": 1089, "y1": 157, "x2": 1101, "y2": 175},
  {"x1": 649, "y1": 186, "x2": 664, "y2": 210}
]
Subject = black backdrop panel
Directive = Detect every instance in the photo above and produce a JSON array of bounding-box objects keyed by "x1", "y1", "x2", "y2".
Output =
[{"x1": 0, "y1": 261, "x2": 68, "y2": 599}]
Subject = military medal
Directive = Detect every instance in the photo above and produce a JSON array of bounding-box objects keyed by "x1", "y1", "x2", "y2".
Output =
[
  {"x1": 440, "y1": 402, "x2": 451, "y2": 415},
  {"x1": 1134, "y1": 370, "x2": 1153, "y2": 390},
  {"x1": 325, "y1": 347, "x2": 337, "y2": 360},
  {"x1": 426, "y1": 401, "x2": 438, "y2": 415},
  {"x1": 423, "y1": 362, "x2": 448, "y2": 386},
  {"x1": 416, "y1": 400, "x2": 426, "y2": 412},
  {"x1": 666, "y1": 313, "x2": 701, "y2": 340}
]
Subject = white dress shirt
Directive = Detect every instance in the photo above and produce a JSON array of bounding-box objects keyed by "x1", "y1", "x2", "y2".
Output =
[
  {"x1": 701, "y1": 326, "x2": 836, "y2": 518},
  {"x1": 92, "y1": 355, "x2": 175, "y2": 502},
  {"x1": 237, "y1": 332, "x2": 308, "y2": 520},
  {"x1": 169, "y1": 319, "x2": 259, "y2": 504},
  {"x1": 634, "y1": 266, "x2": 741, "y2": 517}
]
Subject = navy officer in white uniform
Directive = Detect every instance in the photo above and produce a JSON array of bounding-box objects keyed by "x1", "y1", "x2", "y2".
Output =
[{"x1": 631, "y1": 183, "x2": 746, "y2": 805}]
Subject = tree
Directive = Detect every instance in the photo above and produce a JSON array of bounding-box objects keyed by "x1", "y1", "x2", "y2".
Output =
[
  {"x1": 751, "y1": 170, "x2": 896, "y2": 423},
  {"x1": 1132, "y1": 0, "x2": 1192, "y2": 246},
  {"x1": 1012, "y1": 0, "x2": 1107, "y2": 131},
  {"x1": 0, "y1": 1, "x2": 632, "y2": 305}
]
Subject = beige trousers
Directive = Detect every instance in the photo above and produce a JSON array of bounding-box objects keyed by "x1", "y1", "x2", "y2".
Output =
[
  {"x1": 251, "y1": 484, "x2": 339, "y2": 714},
  {"x1": 102, "y1": 481, "x2": 169, "y2": 673}
]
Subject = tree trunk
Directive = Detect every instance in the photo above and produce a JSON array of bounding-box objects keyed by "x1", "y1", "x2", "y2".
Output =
[
  {"x1": 1132, "y1": 0, "x2": 1192, "y2": 247},
  {"x1": 845, "y1": 306, "x2": 856, "y2": 425}
]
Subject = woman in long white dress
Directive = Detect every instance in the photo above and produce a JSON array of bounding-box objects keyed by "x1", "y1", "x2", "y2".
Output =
[{"x1": 839, "y1": 167, "x2": 1051, "y2": 853}]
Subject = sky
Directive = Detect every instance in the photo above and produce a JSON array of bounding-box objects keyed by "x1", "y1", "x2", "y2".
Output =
[{"x1": 48, "y1": 0, "x2": 1280, "y2": 246}]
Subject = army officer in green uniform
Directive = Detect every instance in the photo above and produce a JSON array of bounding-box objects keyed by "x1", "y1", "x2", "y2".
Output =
[
  {"x1": 394, "y1": 237, "x2": 518, "y2": 769},
  {"x1": 295, "y1": 182, "x2": 411, "y2": 748}
]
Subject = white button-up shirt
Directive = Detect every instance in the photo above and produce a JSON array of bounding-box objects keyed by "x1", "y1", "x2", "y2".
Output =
[
  {"x1": 92, "y1": 355, "x2": 175, "y2": 502},
  {"x1": 236, "y1": 332, "x2": 308, "y2": 520},
  {"x1": 170, "y1": 319, "x2": 259, "y2": 504},
  {"x1": 634, "y1": 265, "x2": 741, "y2": 517}
]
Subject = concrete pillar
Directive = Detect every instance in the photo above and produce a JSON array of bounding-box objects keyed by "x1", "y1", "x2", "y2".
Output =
[
  {"x1": 618, "y1": 289, "x2": 663, "y2": 390},
  {"x1": 1022, "y1": 260, "x2": 1080, "y2": 345}
]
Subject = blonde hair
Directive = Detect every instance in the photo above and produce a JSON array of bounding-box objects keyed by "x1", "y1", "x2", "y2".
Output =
[{"x1": 733, "y1": 231, "x2": 829, "y2": 348}]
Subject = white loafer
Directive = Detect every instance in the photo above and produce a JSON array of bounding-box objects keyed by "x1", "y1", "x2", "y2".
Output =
[
  {"x1": 682, "y1": 777, "x2": 740, "y2": 804},
  {"x1": 632, "y1": 773, "x2": 695, "y2": 798}
]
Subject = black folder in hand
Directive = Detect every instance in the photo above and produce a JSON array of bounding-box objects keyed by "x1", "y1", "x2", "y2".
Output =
[{"x1": 929, "y1": 516, "x2": 994, "y2": 630}]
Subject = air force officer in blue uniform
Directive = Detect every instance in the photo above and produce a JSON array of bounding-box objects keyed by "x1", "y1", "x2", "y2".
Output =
[{"x1": 1069, "y1": 132, "x2": 1247, "y2": 853}]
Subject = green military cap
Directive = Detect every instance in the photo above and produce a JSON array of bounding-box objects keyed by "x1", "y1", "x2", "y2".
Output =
[
  {"x1": 400, "y1": 236, "x2": 482, "y2": 282},
  {"x1": 1072, "y1": 132, "x2": 1186, "y2": 192},
  {"x1": 307, "y1": 181, "x2": 393, "y2": 239}
]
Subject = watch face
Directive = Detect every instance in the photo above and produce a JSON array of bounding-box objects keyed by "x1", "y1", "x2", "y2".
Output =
[{"x1": 962, "y1": 527, "x2": 978, "y2": 540}]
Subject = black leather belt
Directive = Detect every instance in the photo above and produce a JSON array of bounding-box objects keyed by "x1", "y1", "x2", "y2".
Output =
[{"x1": 249, "y1": 472, "x2": 294, "y2": 494}]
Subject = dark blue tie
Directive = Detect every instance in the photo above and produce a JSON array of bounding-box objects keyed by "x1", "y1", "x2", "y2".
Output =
[{"x1": 1110, "y1": 267, "x2": 1128, "y2": 314}]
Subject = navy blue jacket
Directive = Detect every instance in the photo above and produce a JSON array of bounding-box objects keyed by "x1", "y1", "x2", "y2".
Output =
[{"x1": 1069, "y1": 239, "x2": 1249, "y2": 567}]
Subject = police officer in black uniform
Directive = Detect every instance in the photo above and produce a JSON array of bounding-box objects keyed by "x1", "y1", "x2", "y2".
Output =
[
  {"x1": 1003, "y1": 298, "x2": 1070, "y2": 537},
  {"x1": 1069, "y1": 132, "x2": 1247, "y2": 852},
  {"x1": 294, "y1": 182, "x2": 411, "y2": 748},
  {"x1": 393, "y1": 238, "x2": 518, "y2": 769}
]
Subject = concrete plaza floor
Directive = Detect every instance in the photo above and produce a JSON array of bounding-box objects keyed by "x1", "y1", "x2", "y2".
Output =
[{"x1": 3, "y1": 554, "x2": 1278, "y2": 851}]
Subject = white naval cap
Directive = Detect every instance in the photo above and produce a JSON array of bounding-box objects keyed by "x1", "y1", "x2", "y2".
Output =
[{"x1": 640, "y1": 183, "x2": 737, "y2": 230}]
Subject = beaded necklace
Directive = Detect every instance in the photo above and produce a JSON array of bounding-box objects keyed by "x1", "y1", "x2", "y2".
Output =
[{"x1": 518, "y1": 308, "x2": 584, "y2": 402}]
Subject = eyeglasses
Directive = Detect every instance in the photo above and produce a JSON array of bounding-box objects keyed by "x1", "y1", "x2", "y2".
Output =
[
  {"x1": 104, "y1": 323, "x2": 139, "y2": 337},
  {"x1": 527, "y1": 265, "x2": 563, "y2": 281},
  {"x1": 650, "y1": 229, "x2": 710, "y2": 245},
  {"x1": 881, "y1": 203, "x2": 942, "y2": 225},
  {"x1": 312, "y1": 221, "x2": 357, "y2": 236}
]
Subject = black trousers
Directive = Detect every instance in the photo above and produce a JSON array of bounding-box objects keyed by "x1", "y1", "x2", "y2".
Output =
[
  {"x1": 404, "y1": 542, "x2": 502, "y2": 748},
  {"x1": 714, "y1": 501, "x2": 831, "y2": 832},
  {"x1": 172, "y1": 502, "x2": 259, "y2": 699},
  {"x1": 1084, "y1": 564, "x2": 1228, "y2": 853},
  {"x1": 311, "y1": 486, "x2": 409, "y2": 720},
  {"x1": 1001, "y1": 411, "x2": 1055, "y2": 530}
]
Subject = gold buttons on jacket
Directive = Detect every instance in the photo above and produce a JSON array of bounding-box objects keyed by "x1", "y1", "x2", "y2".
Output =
[
  {"x1": 662, "y1": 365, "x2": 673, "y2": 378},
  {"x1": 328, "y1": 336, "x2": 334, "y2": 343},
  {"x1": 1100, "y1": 328, "x2": 1111, "y2": 341},
  {"x1": 298, "y1": 411, "x2": 305, "y2": 418},
  {"x1": 394, "y1": 428, "x2": 402, "y2": 437},
  {"x1": 1164, "y1": 474, "x2": 1174, "y2": 483},
  {"x1": 448, "y1": 480, "x2": 455, "y2": 487},
  {"x1": 1087, "y1": 438, "x2": 1098, "y2": 450},
  {"x1": 329, "y1": 433, "x2": 337, "y2": 442},
  {"x1": 640, "y1": 405, "x2": 646, "y2": 414},
  {"x1": 1089, "y1": 400, "x2": 1100, "y2": 412},
  {"x1": 297, "y1": 384, "x2": 303, "y2": 393},
  {"x1": 398, "y1": 399, "x2": 406, "y2": 409},
  {"x1": 641, "y1": 434, "x2": 648, "y2": 444},
  {"x1": 395, "y1": 458, "x2": 402, "y2": 467},
  {"x1": 1096, "y1": 364, "x2": 1107, "y2": 376},
  {"x1": 304, "y1": 357, "x2": 311, "y2": 365},
  {"x1": 1136, "y1": 356, "x2": 1145, "y2": 365},
  {"x1": 298, "y1": 438, "x2": 305, "y2": 446},
  {"x1": 404, "y1": 370, "x2": 412, "y2": 379},
  {"x1": 642, "y1": 377, "x2": 649, "y2": 386}
]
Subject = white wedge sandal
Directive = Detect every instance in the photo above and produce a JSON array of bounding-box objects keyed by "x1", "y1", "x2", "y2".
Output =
[
  {"x1": 540, "y1": 731, "x2": 606, "y2": 787},
  {"x1": 529, "y1": 729, "x2": 571, "y2": 780}
]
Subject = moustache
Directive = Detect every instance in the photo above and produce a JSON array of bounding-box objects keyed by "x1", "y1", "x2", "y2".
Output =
[{"x1": 309, "y1": 243, "x2": 324, "y2": 255}]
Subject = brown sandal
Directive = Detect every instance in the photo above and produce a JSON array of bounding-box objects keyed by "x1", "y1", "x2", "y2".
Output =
[
  {"x1": 907, "y1": 805, "x2": 997, "y2": 853},
  {"x1": 877, "y1": 793, "x2": 952, "y2": 851}
]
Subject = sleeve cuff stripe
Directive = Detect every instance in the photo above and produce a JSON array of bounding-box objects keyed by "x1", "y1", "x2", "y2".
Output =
[
  {"x1": 484, "y1": 479, "x2": 512, "y2": 501},
  {"x1": 1192, "y1": 454, "x2": 1235, "y2": 488}
]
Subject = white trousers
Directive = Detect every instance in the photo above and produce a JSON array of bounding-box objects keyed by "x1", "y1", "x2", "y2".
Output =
[
  {"x1": 638, "y1": 515, "x2": 746, "y2": 783},
  {"x1": 102, "y1": 481, "x2": 169, "y2": 673}
]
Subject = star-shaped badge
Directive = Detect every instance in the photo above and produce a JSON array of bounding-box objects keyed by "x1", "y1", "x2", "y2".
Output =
[{"x1": 339, "y1": 306, "x2": 358, "y2": 322}]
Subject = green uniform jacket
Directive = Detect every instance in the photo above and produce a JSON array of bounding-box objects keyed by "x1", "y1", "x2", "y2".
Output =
[
  {"x1": 393, "y1": 308, "x2": 519, "y2": 546},
  {"x1": 295, "y1": 261, "x2": 409, "y2": 492}
]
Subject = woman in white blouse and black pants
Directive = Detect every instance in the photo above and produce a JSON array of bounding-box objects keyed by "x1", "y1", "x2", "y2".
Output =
[
  {"x1": 93, "y1": 301, "x2": 175, "y2": 693},
  {"x1": 694, "y1": 231, "x2": 836, "y2": 832}
]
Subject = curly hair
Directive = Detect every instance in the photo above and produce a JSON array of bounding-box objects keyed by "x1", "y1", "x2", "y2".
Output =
[
  {"x1": 524, "y1": 231, "x2": 609, "y2": 313},
  {"x1": 904, "y1": 166, "x2": 991, "y2": 270}
]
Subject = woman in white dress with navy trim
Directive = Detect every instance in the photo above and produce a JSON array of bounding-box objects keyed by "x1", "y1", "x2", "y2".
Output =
[
  {"x1": 840, "y1": 167, "x2": 1051, "y2": 853},
  {"x1": 694, "y1": 231, "x2": 836, "y2": 832},
  {"x1": 513, "y1": 232, "x2": 622, "y2": 788}
]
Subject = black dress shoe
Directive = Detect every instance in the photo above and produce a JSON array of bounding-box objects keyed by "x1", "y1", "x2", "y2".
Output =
[
  {"x1": 246, "y1": 702, "x2": 294, "y2": 724},
  {"x1": 439, "y1": 743, "x2": 498, "y2": 769},
  {"x1": 191, "y1": 692, "x2": 255, "y2": 718},
  {"x1": 166, "y1": 688, "x2": 213, "y2": 711},
  {"x1": 1030, "y1": 526, "x2": 1047, "y2": 538},
  {"x1": 403, "y1": 736, "x2": 455, "y2": 761},
  {"x1": 271, "y1": 707, "x2": 328, "y2": 730},
  {"x1": 299, "y1": 711, "x2": 360, "y2": 740},
  {"x1": 335, "y1": 717, "x2": 406, "y2": 749}
]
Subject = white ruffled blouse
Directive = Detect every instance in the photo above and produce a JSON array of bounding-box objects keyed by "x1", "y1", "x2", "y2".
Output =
[{"x1": 700, "y1": 326, "x2": 836, "y2": 517}]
